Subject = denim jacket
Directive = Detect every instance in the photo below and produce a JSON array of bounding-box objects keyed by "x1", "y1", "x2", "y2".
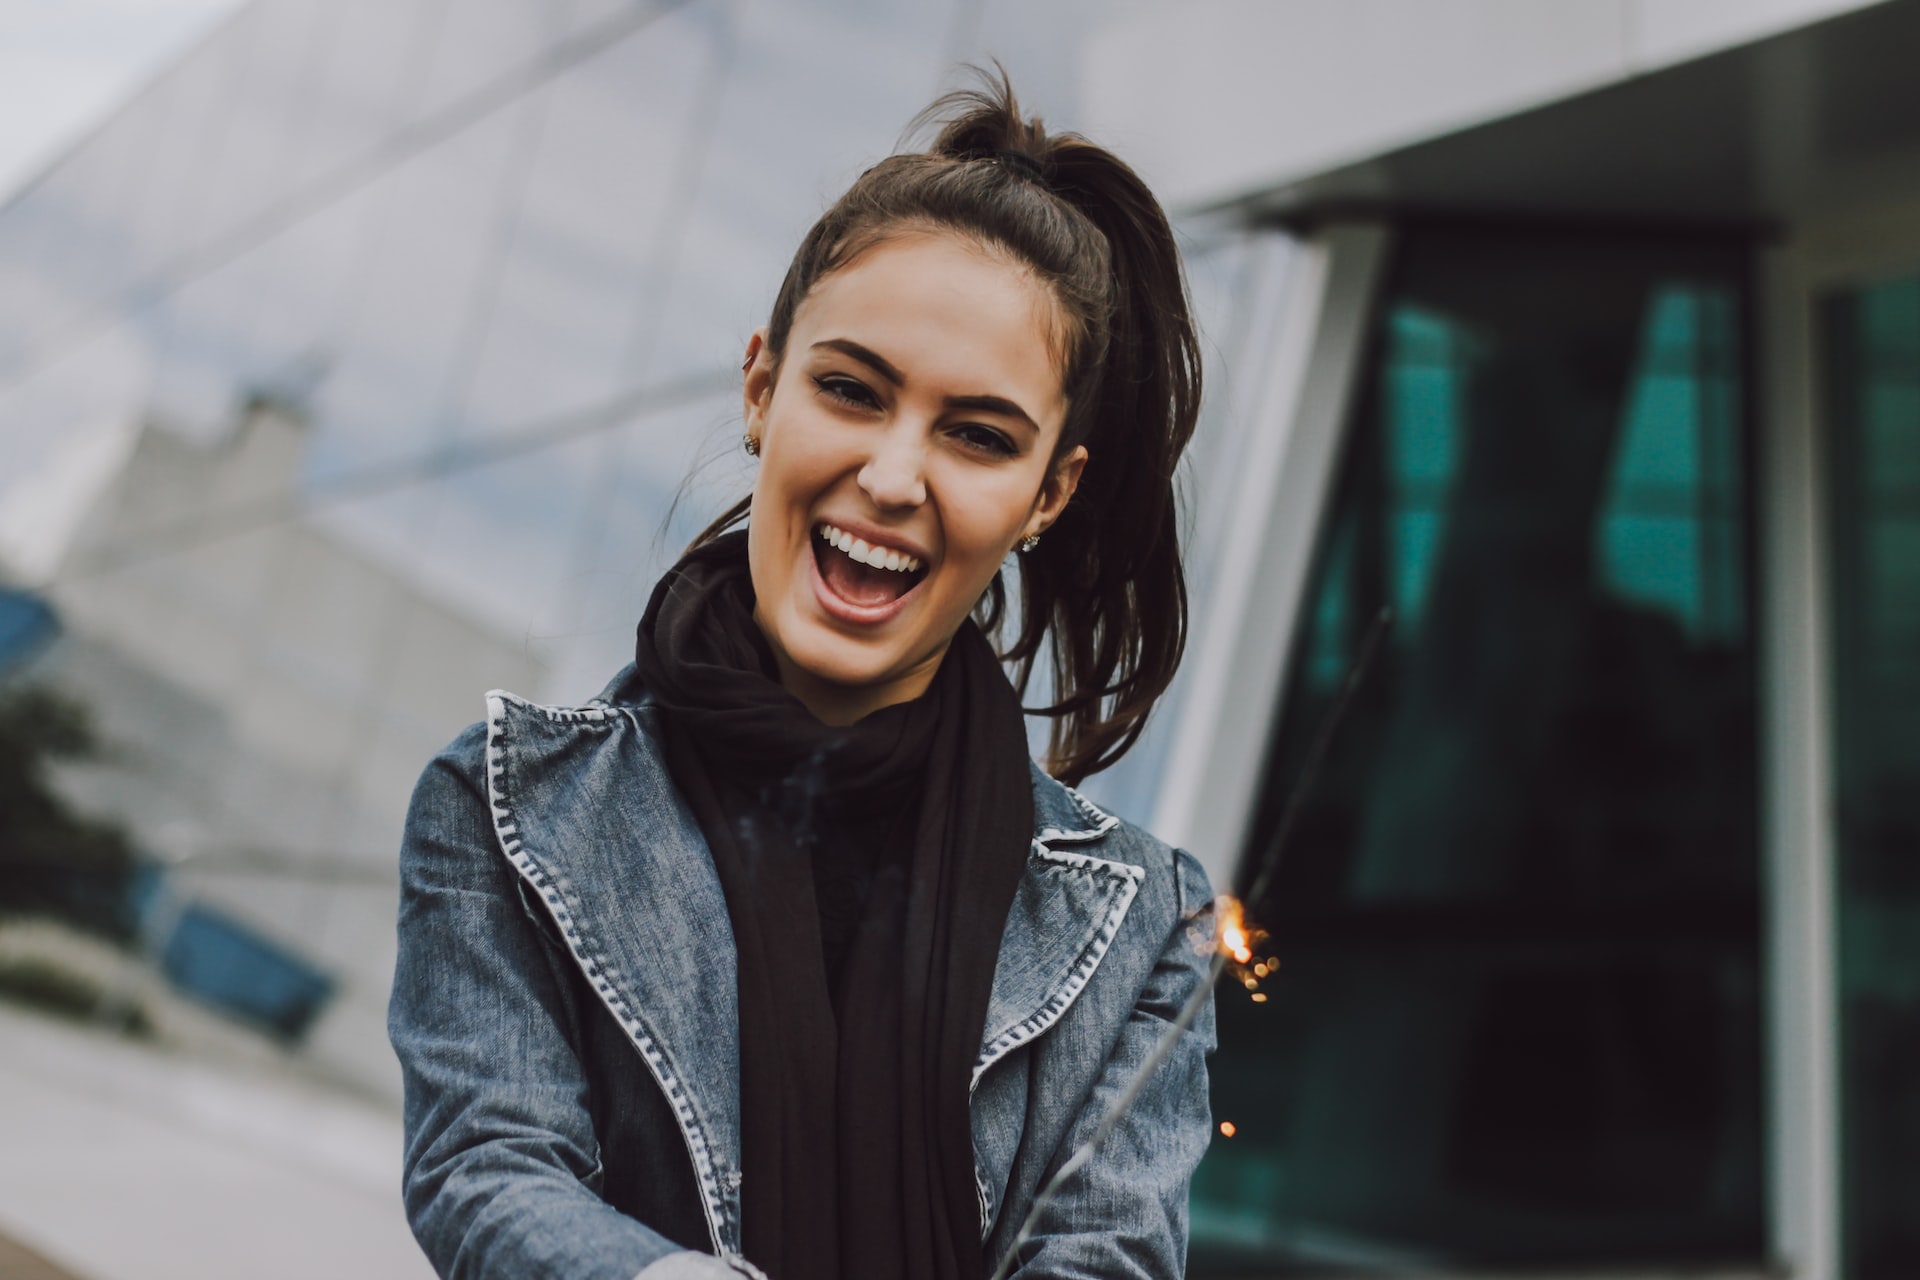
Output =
[{"x1": 388, "y1": 666, "x2": 1217, "y2": 1280}]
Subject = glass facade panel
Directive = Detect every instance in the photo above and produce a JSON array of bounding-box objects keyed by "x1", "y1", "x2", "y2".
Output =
[
  {"x1": 562, "y1": 0, "x2": 645, "y2": 41},
  {"x1": 288, "y1": 0, "x2": 439, "y2": 190},
  {"x1": 22, "y1": 107, "x2": 148, "y2": 324},
  {"x1": 192, "y1": 178, "x2": 380, "y2": 409},
  {"x1": 406, "y1": 0, "x2": 570, "y2": 124},
  {"x1": 633, "y1": 0, "x2": 962, "y2": 384},
  {"x1": 1822, "y1": 272, "x2": 1920, "y2": 1280},
  {"x1": 538, "y1": 389, "x2": 755, "y2": 700},
  {"x1": 455, "y1": 8, "x2": 724, "y2": 440},
  {"x1": 182, "y1": 0, "x2": 335, "y2": 254},
  {"x1": 146, "y1": 236, "x2": 315, "y2": 447},
  {"x1": 1192, "y1": 228, "x2": 1762, "y2": 1273},
  {"x1": 130, "y1": 8, "x2": 258, "y2": 278},
  {"x1": 303, "y1": 93, "x2": 534, "y2": 482},
  {"x1": 0, "y1": 323, "x2": 155, "y2": 577},
  {"x1": 0, "y1": 164, "x2": 143, "y2": 371}
]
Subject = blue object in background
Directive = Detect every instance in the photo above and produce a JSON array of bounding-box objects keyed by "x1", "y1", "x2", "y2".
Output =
[
  {"x1": 0, "y1": 589, "x2": 58, "y2": 677},
  {"x1": 153, "y1": 897, "x2": 335, "y2": 1041}
]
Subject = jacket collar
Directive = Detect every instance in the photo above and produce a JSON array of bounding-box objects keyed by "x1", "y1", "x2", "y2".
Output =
[{"x1": 486, "y1": 678, "x2": 1143, "y2": 1253}]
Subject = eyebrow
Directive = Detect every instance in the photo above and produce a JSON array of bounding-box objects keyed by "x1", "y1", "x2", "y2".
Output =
[{"x1": 811, "y1": 338, "x2": 1040, "y2": 434}]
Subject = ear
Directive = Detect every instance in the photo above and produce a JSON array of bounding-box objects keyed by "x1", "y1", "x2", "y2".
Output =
[
  {"x1": 741, "y1": 328, "x2": 774, "y2": 439},
  {"x1": 1024, "y1": 445, "x2": 1088, "y2": 539}
]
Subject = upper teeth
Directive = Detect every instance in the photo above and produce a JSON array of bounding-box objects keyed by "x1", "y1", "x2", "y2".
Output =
[{"x1": 817, "y1": 523, "x2": 921, "y2": 573}]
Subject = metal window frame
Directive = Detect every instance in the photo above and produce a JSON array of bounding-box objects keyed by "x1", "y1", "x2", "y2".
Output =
[
  {"x1": 1759, "y1": 234, "x2": 1842, "y2": 1280},
  {"x1": 1762, "y1": 194, "x2": 1920, "y2": 1280},
  {"x1": 1151, "y1": 221, "x2": 1391, "y2": 890},
  {"x1": 1171, "y1": 212, "x2": 1825, "y2": 1278}
]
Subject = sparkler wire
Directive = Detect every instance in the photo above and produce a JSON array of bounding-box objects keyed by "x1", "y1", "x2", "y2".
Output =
[
  {"x1": 985, "y1": 947, "x2": 1229, "y2": 1280},
  {"x1": 1238, "y1": 605, "x2": 1393, "y2": 910},
  {"x1": 986, "y1": 606, "x2": 1392, "y2": 1280}
]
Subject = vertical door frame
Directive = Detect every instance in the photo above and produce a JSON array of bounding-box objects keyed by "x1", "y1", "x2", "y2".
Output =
[
  {"x1": 1151, "y1": 220, "x2": 1391, "y2": 890},
  {"x1": 1761, "y1": 193, "x2": 1920, "y2": 1280},
  {"x1": 1759, "y1": 235, "x2": 1841, "y2": 1280}
]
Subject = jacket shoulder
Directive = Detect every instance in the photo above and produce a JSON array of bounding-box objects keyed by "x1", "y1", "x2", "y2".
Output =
[
  {"x1": 410, "y1": 684, "x2": 629, "y2": 797},
  {"x1": 437, "y1": 716, "x2": 491, "y2": 775},
  {"x1": 406, "y1": 717, "x2": 490, "y2": 821},
  {"x1": 404, "y1": 685, "x2": 655, "y2": 851},
  {"x1": 1027, "y1": 764, "x2": 1214, "y2": 921}
]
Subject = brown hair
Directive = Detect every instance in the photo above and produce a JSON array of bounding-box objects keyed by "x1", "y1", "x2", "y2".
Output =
[{"x1": 696, "y1": 67, "x2": 1201, "y2": 785}]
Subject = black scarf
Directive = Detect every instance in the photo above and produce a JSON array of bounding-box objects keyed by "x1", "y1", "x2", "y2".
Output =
[{"x1": 634, "y1": 531, "x2": 1033, "y2": 1280}]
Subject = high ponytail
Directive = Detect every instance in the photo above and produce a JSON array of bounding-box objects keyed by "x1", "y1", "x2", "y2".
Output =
[{"x1": 702, "y1": 65, "x2": 1201, "y2": 786}]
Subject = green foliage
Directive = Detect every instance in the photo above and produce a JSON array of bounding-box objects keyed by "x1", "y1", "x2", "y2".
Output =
[
  {"x1": 0, "y1": 685, "x2": 141, "y2": 942},
  {"x1": 0, "y1": 952, "x2": 153, "y2": 1037}
]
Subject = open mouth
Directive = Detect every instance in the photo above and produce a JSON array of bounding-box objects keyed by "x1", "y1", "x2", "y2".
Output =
[{"x1": 812, "y1": 521, "x2": 929, "y2": 610}]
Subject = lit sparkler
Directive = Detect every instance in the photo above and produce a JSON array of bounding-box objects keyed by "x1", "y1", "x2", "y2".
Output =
[{"x1": 988, "y1": 607, "x2": 1391, "y2": 1280}]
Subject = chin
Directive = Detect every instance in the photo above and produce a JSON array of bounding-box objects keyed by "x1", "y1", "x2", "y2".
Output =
[
  {"x1": 751, "y1": 524, "x2": 974, "y2": 715},
  {"x1": 783, "y1": 631, "x2": 870, "y2": 684},
  {"x1": 783, "y1": 621, "x2": 915, "y2": 690}
]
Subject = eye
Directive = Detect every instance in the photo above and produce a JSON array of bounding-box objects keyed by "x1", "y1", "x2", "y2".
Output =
[
  {"x1": 813, "y1": 374, "x2": 879, "y2": 410},
  {"x1": 953, "y1": 422, "x2": 1018, "y2": 457}
]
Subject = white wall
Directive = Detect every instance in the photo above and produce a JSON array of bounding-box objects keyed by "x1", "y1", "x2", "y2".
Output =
[{"x1": 1081, "y1": 0, "x2": 1889, "y2": 212}]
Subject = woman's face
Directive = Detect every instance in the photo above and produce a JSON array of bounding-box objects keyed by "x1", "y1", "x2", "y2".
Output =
[{"x1": 742, "y1": 231, "x2": 1086, "y2": 725}]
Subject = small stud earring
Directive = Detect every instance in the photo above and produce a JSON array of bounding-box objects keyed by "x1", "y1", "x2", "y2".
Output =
[
  {"x1": 743, "y1": 434, "x2": 760, "y2": 457},
  {"x1": 1019, "y1": 533, "x2": 1040, "y2": 553}
]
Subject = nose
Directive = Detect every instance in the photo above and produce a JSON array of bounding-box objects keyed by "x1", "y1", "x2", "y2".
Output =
[{"x1": 857, "y1": 422, "x2": 927, "y2": 510}]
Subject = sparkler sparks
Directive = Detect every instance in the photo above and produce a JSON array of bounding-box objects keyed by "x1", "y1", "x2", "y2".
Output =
[
  {"x1": 1220, "y1": 900, "x2": 1253, "y2": 965},
  {"x1": 1215, "y1": 894, "x2": 1277, "y2": 1003}
]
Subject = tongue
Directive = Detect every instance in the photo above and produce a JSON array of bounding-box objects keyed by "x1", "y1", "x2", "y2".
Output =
[{"x1": 821, "y1": 544, "x2": 908, "y2": 607}]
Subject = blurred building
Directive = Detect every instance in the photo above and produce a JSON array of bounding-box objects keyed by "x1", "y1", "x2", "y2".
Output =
[
  {"x1": 26, "y1": 391, "x2": 546, "y2": 1079},
  {"x1": 0, "y1": 2, "x2": 1913, "y2": 1280}
]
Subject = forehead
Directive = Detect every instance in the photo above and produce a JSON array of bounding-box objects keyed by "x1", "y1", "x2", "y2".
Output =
[{"x1": 791, "y1": 234, "x2": 1069, "y2": 420}]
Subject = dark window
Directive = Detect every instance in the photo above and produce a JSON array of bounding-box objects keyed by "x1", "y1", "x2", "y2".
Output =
[
  {"x1": 1191, "y1": 227, "x2": 1763, "y2": 1274},
  {"x1": 0, "y1": 589, "x2": 58, "y2": 676},
  {"x1": 1822, "y1": 273, "x2": 1920, "y2": 1280}
]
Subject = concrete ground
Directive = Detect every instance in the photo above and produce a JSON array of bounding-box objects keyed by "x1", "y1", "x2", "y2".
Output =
[{"x1": 0, "y1": 1000, "x2": 432, "y2": 1280}]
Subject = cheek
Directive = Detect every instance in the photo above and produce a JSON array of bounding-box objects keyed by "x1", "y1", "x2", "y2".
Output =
[
  {"x1": 937, "y1": 472, "x2": 1045, "y2": 563},
  {"x1": 952, "y1": 470, "x2": 1044, "y2": 541},
  {"x1": 756, "y1": 405, "x2": 839, "y2": 507}
]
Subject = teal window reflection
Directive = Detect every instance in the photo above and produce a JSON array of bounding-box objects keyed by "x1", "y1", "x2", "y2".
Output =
[
  {"x1": 1193, "y1": 229, "x2": 1762, "y2": 1273},
  {"x1": 1823, "y1": 273, "x2": 1920, "y2": 1280}
]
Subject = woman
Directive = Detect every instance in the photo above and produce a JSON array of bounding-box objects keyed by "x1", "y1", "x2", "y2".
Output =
[{"x1": 389, "y1": 72, "x2": 1215, "y2": 1280}]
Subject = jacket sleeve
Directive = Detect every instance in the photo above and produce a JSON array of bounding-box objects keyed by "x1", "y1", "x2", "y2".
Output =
[
  {"x1": 387, "y1": 726, "x2": 756, "y2": 1280},
  {"x1": 1003, "y1": 848, "x2": 1219, "y2": 1280}
]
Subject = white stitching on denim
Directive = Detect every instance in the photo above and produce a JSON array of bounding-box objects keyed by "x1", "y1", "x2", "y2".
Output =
[
  {"x1": 976, "y1": 852, "x2": 1139, "y2": 1080},
  {"x1": 967, "y1": 843, "x2": 1143, "y2": 1237},
  {"x1": 970, "y1": 843, "x2": 1143, "y2": 1094},
  {"x1": 486, "y1": 687, "x2": 611, "y2": 724},
  {"x1": 1033, "y1": 782, "x2": 1121, "y2": 845},
  {"x1": 484, "y1": 693, "x2": 734, "y2": 1256},
  {"x1": 1067, "y1": 784, "x2": 1119, "y2": 831}
]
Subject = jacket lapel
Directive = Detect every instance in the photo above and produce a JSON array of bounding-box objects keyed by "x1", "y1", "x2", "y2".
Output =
[
  {"x1": 974, "y1": 771, "x2": 1143, "y2": 1089},
  {"x1": 484, "y1": 691, "x2": 744, "y2": 1255}
]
